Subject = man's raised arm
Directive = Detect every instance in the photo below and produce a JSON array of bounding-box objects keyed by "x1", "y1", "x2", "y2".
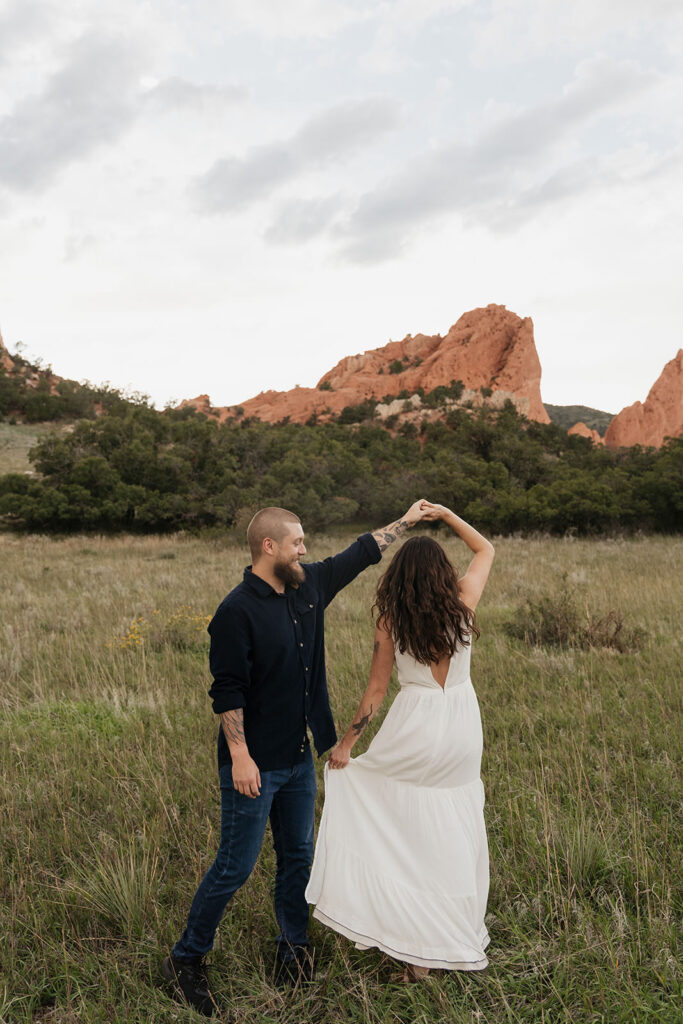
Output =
[
  {"x1": 309, "y1": 500, "x2": 429, "y2": 608},
  {"x1": 371, "y1": 499, "x2": 428, "y2": 553}
]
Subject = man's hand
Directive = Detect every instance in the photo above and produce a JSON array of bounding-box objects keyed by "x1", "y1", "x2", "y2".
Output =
[
  {"x1": 402, "y1": 498, "x2": 429, "y2": 526},
  {"x1": 371, "y1": 498, "x2": 429, "y2": 553},
  {"x1": 231, "y1": 751, "x2": 262, "y2": 798},
  {"x1": 328, "y1": 741, "x2": 351, "y2": 770}
]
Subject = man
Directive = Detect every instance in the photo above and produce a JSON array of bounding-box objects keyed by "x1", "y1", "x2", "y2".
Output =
[{"x1": 162, "y1": 501, "x2": 427, "y2": 1015}]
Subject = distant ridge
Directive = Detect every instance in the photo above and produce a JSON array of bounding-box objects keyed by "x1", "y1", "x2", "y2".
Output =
[
  {"x1": 545, "y1": 404, "x2": 614, "y2": 437},
  {"x1": 2, "y1": 320, "x2": 681, "y2": 450}
]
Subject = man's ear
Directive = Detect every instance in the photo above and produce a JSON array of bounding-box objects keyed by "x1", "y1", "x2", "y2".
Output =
[{"x1": 262, "y1": 536, "x2": 276, "y2": 558}]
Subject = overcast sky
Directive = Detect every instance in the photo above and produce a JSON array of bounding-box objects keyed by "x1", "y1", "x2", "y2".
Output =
[{"x1": 1, "y1": 0, "x2": 681, "y2": 414}]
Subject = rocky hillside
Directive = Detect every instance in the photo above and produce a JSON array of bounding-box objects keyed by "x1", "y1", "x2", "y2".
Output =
[
  {"x1": 4, "y1": 317, "x2": 681, "y2": 450},
  {"x1": 0, "y1": 330, "x2": 137, "y2": 423},
  {"x1": 605, "y1": 350, "x2": 683, "y2": 449},
  {"x1": 180, "y1": 304, "x2": 550, "y2": 426}
]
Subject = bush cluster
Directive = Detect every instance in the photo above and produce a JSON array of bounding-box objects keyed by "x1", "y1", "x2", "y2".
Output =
[
  {"x1": 504, "y1": 574, "x2": 647, "y2": 652},
  {"x1": 0, "y1": 397, "x2": 680, "y2": 534}
]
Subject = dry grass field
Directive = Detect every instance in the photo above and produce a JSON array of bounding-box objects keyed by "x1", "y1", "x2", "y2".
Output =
[
  {"x1": 1, "y1": 529, "x2": 680, "y2": 1023},
  {"x1": 0, "y1": 423, "x2": 68, "y2": 477}
]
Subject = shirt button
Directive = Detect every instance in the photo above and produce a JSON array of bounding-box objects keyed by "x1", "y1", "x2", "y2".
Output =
[
  {"x1": 294, "y1": 619, "x2": 298, "y2": 624},
  {"x1": 309, "y1": 604, "x2": 313, "y2": 608},
  {"x1": 305, "y1": 667, "x2": 309, "y2": 672},
  {"x1": 299, "y1": 642, "x2": 303, "y2": 647}
]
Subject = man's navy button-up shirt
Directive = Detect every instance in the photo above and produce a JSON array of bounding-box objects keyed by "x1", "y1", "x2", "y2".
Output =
[{"x1": 208, "y1": 533, "x2": 381, "y2": 772}]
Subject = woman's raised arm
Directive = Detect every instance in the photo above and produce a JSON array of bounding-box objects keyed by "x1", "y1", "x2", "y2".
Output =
[{"x1": 419, "y1": 502, "x2": 495, "y2": 610}]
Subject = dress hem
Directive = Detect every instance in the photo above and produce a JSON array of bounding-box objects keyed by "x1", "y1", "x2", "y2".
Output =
[{"x1": 312, "y1": 908, "x2": 490, "y2": 972}]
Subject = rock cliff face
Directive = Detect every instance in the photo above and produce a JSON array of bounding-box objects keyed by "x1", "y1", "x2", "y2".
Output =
[
  {"x1": 605, "y1": 350, "x2": 683, "y2": 449},
  {"x1": 568, "y1": 421, "x2": 604, "y2": 445},
  {"x1": 180, "y1": 304, "x2": 551, "y2": 425}
]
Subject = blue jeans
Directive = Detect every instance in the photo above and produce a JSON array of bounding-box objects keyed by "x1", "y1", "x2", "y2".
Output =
[{"x1": 172, "y1": 749, "x2": 316, "y2": 963}]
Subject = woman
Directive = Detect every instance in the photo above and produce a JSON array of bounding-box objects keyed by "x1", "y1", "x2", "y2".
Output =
[{"x1": 305, "y1": 501, "x2": 494, "y2": 980}]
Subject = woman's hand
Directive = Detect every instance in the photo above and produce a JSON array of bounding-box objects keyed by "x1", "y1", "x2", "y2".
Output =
[
  {"x1": 419, "y1": 500, "x2": 452, "y2": 522},
  {"x1": 328, "y1": 742, "x2": 351, "y2": 769}
]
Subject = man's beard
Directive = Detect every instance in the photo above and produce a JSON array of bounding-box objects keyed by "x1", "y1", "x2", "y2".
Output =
[{"x1": 273, "y1": 557, "x2": 305, "y2": 587}]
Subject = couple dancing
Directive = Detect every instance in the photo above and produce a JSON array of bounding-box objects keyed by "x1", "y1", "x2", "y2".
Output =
[{"x1": 163, "y1": 499, "x2": 495, "y2": 1016}]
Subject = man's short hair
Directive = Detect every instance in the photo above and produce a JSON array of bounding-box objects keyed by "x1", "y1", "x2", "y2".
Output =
[{"x1": 246, "y1": 507, "x2": 301, "y2": 562}]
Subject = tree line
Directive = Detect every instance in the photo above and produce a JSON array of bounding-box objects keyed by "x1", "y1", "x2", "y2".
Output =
[{"x1": 0, "y1": 398, "x2": 680, "y2": 534}]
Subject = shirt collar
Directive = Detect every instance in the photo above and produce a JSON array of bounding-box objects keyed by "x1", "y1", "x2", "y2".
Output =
[{"x1": 243, "y1": 565, "x2": 290, "y2": 598}]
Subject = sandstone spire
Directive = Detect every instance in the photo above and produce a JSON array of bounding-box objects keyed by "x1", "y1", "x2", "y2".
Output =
[{"x1": 605, "y1": 350, "x2": 683, "y2": 449}]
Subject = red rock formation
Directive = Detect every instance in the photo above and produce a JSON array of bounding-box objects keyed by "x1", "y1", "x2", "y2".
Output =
[
  {"x1": 177, "y1": 394, "x2": 213, "y2": 417},
  {"x1": 0, "y1": 330, "x2": 14, "y2": 373},
  {"x1": 180, "y1": 305, "x2": 551, "y2": 425},
  {"x1": 568, "y1": 422, "x2": 604, "y2": 445},
  {"x1": 605, "y1": 350, "x2": 682, "y2": 449}
]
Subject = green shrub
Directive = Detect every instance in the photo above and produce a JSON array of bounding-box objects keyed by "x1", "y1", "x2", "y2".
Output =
[
  {"x1": 504, "y1": 574, "x2": 646, "y2": 652},
  {"x1": 338, "y1": 399, "x2": 377, "y2": 424}
]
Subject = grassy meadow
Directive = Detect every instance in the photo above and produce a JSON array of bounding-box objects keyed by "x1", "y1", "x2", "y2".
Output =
[
  {"x1": 0, "y1": 423, "x2": 71, "y2": 477},
  {"x1": 0, "y1": 529, "x2": 680, "y2": 1023}
]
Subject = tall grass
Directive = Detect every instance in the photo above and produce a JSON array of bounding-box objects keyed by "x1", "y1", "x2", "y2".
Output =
[{"x1": 0, "y1": 530, "x2": 680, "y2": 1022}]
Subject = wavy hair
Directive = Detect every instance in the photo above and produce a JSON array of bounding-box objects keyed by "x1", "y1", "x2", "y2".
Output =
[{"x1": 372, "y1": 535, "x2": 479, "y2": 663}]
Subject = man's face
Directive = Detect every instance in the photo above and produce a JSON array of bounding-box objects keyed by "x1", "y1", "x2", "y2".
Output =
[{"x1": 272, "y1": 523, "x2": 306, "y2": 586}]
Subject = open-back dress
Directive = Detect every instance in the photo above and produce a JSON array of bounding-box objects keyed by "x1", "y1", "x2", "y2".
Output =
[{"x1": 305, "y1": 639, "x2": 490, "y2": 971}]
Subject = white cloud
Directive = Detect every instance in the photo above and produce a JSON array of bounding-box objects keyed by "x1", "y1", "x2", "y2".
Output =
[
  {"x1": 193, "y1": 96, "x2": 401, "y2": 212},
  {"x1": 0, "y1": 31, "x2": 144, "y2": 191},
  {"x1": 474, "y1": 0, "x2": 683, "y2": 63},
  {"x1": 63, "y1": 231, "x2": 97, "y2": 262},
  {"x1": 191, "y1": 0, "x2": 369, "y2": 39},
  {"x1": 142, "y1": 76, "x2": 247, "y2": 112},
  {"x1": 264, "y1": 195, "x2": 342, "y2": 244},
  {"x1": 0, "y1": 0, "x2": 55, "y2": 65},
  {"x1": 359, "y1": 0, "x2": 473, "y2": 74},
  {"x1": 337, "y1": 57, "x2": 660, "y2": 260}
]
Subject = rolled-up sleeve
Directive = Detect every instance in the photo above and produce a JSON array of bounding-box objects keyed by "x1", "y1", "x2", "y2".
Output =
[{"x1": 207, "y1": 602, "x2": 252, "y2": 713}]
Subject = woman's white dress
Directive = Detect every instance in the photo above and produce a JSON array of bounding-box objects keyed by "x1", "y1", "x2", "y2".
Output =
[{"x1": 305, "y1": 640, "x2": 490, "y2": 971}]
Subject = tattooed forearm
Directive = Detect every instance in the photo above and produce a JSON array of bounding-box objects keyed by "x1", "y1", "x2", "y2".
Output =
[
  {"x1": 372, "y1": 517, "x2": 409, "y2": 553},
  {"x1": 220, "y1": 709, "x2": 246, "y2": 749},
  {"x1": 351, "y1": 704, "x2": 374, "y2": 737}
]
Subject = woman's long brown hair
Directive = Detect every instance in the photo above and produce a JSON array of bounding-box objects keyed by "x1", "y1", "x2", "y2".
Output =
[{"x1": 373, "y1": 535, "x2": 479, "y2": 663}]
